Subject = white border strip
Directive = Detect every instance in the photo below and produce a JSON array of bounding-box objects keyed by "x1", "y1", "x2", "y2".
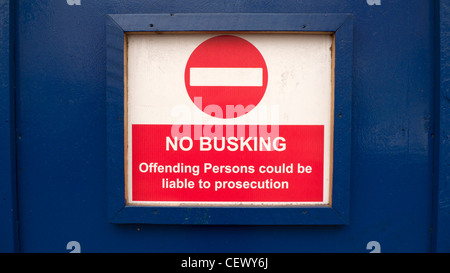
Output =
[{"x1": 127, "y1": 201, "x2": 328, "y2": 207}]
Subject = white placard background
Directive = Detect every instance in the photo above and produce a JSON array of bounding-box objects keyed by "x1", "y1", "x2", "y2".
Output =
[{"x1": 127, "y1": 33, "x2": 333, "y2": 205}]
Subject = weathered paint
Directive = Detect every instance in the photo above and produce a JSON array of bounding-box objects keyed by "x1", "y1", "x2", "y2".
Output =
[
  {"x1": 0, "y1": 0, "x2": 445, "y2": 252},
  {"x1": 0, "y1": 0, "x2": 18, "y2": 253},
  {"x1": 434, "y1": 0, "x2": 450, "y2": 253}
]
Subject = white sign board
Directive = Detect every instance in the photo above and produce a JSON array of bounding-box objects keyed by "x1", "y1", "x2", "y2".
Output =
[{"x1": 126, "y1": 33, "x2": 333, "y2": 206}]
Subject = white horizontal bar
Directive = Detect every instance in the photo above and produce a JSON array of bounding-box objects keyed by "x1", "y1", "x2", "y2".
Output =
[{"x1": 189, "y1": 67, "x2": 263, "y2": 87}]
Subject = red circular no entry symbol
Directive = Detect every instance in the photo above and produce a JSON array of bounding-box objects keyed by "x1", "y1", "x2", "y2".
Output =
[{"x1": 185, "y1": 35, "x2": 268, "y2": 119}]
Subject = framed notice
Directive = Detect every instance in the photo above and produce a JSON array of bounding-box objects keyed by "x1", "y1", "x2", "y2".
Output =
[{"x1": 106, "y1": 13, "x2": 353, "y2": 224}]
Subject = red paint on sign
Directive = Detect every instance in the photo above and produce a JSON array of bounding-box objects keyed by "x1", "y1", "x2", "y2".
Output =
[
  {"x1": 184, "y1": 35, "x2": 268, "y2": 119},
  {"x1": 132, "y1": 124, "x2": 324, "y2": 203}
]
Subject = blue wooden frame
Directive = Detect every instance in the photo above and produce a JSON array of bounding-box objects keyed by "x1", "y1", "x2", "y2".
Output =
[
  {"x1": 0, "y1": 0, "x2": 19, "y2": 251},
  {"x1": 106, "y1": 13, "x2": 353, "y2": 225},
  {"x1": 434, "y1": 0, "x2": 450, "y2": 252}
]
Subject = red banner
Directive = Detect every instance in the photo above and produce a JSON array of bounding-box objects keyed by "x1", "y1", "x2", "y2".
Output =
[{"x1": 131, "y1": 124, "x2": 324, "y2": 203}]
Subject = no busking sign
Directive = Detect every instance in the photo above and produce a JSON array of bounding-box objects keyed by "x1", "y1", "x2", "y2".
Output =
[{"x1": 126, "y1": 33, "x2": 333, "y2": 206}]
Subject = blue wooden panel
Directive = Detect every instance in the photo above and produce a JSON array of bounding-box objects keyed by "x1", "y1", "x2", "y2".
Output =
[
  {"x1": 0, "y1": 0, "x2": 18, "y2": 253},
  {"x1": 106, "y1": 14, "x2": 126, "y2": 223},
  {"x1": 106, "y1": 13, "x2": 353, "y2": 225},
  {"x1": 435, "y1": 0, "x2": 450, "y2": 253},
  {"x1": 15, "y1": 0, "x2": 435, "y2": 252},
  {"x1": 110, "y1": 13, "x2": 351, "y2": 32}
]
